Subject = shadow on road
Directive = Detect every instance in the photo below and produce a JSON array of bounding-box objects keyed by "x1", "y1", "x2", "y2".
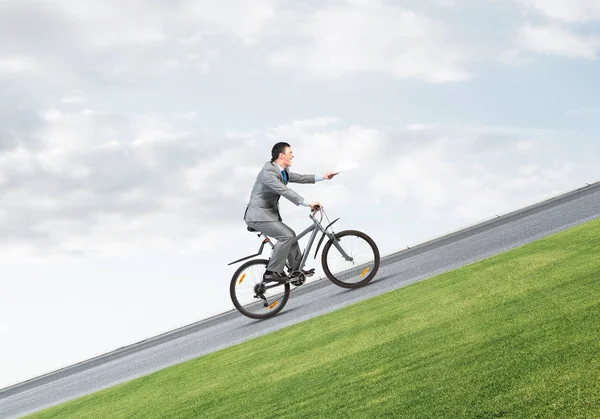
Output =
[
  {"x1": 325, "y1": 273, "x2": 395, "y2": 298},
  {"x1": 233, "y1": 306, "x2": 302, "y2": 328}
]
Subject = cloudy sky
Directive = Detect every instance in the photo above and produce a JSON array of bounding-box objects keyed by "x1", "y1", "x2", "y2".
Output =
[{"x1": 1, "y1": 0, "x2": 599, "y2": 389}]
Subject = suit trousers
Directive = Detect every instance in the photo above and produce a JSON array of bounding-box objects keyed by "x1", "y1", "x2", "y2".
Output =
[{"x1": 246, "y1": 221, "x2": 302, "y2": 273}]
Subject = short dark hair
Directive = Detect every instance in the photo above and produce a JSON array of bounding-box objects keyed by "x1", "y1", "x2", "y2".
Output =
[{"x1": 271, "y1": 142, "x2": 291, "y2": 161}]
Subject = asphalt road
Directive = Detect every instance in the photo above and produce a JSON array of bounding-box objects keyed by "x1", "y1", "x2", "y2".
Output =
[{"x1": 2, "y1": 182, "x2": 599, "y2": 419}]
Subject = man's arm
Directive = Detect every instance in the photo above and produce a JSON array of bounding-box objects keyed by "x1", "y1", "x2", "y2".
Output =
[
  {"x1": 290, "y1": 173, "x2": 328, "y2": 208},
  {"x1": 261, "y1": 168, "x2": 306, "y2": 206},
  {"x1": 289, "y1": 171, "x2": 337, "y2": 183},
  {"x1": 288, "y1": 172, "x2": 317, "y2": 184}
]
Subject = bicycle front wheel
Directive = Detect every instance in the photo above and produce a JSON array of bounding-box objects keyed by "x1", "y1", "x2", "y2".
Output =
[
  {"x1": 321, "y1": 230, "x2": 380, "y2": 288},
  {"x1": 230, "y1": 259, "x2": 290, "y2": 319}
]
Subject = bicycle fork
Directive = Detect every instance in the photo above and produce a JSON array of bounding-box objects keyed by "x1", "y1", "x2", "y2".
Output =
[{"x1": 327, "y1": 232, "x2": 354, "y2": 262}]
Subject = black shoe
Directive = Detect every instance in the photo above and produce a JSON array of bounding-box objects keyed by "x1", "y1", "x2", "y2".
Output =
[{"x1": 263, "y1": 270, "x2": 289, "y2": 283}]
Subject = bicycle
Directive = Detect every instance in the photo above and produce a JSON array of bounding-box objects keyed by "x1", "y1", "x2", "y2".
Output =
[{"x1": 228, "y1": 206, "x2": 381, "y2": 319}]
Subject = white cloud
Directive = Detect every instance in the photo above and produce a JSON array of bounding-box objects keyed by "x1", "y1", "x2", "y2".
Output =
[
  {"x1": 0, "y1": 108, "x2": 271, "y2": 261},
  {"x1": 364, "y1": 125, "x2": 590, "y2": 221},
  {"x1": 60, "y1": 94, "x2": 84, "y2": 104},
  {"x1": 405, "y1": 123, "x2": 438, "y2": 131},
  {"x1": 514, "y1": 138, "x2": 543, "y2": 153},
  {"x1": 270, "y1": 0, "x2": 472, "y2": 83},
  {"x1": 270, "y1": 116, "x2": 341, "y2": 138},
  {"x1": 370, "y1": 139, "x2": 450, "y2": 206},
  {"x1": 498, "y1": 49, "x2": 536, "y2": 66},
  {"x1": 180, "y1": 0, "x2": 277, "y2": 45},
  {"x1": 48, "y1": 0, "x2": 167, "y2": 48},
  {"x1": 506, "y1": 1, "x2": 600, "y2": 63},
  {"x1": 0, "y1": 1, "x2": 481, "y2": 86},
  {"x1": 0, "y1": 56, "x2": 39, "y2": 78},
  {"x1": 0, "y1": 1, "x2": 269, "y2": 86},
  {"x1": 518, "y1": 24, "x2": 600, "y2": 59},
  {"x1": 515, "y1": 0, "x2": 600, "y2": 23},
  {"x1": 177, "y1": 31, "x2": 216, "y2": 46},
  {"x1": 225, "y1": 131, "x2": 258, "y2": 139},
  {"x1": 178, "y1": 111, "x2": 198, "y2": 121}
]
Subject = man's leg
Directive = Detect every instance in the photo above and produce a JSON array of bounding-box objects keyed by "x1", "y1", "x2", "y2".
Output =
[{"x1": 246, "y1": 221, "x2": 301, "y2": 274}]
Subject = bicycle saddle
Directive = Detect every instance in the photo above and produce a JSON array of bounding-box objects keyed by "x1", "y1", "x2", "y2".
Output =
[{"x1": 247, "y1": 226, "x2": 258, "y2": 233}]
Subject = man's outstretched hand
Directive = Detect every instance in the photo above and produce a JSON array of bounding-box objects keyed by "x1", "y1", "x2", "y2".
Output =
[{"x1": 324, "y1": 171, "x2": 338, "y2": 180}]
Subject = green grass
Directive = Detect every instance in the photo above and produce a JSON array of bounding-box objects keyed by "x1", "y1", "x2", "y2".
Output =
[{"x1": 29, "y1": 218, "x2": 600, "y2": 418}]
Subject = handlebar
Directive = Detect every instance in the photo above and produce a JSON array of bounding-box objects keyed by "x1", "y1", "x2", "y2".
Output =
[{"x1": 309, "y1": 205, "x2": 324, "y2": 223}]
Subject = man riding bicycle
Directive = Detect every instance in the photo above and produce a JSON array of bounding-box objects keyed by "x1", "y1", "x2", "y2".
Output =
[{"x1": 244, "y1": 142, "x2": 337, "y2": 283}]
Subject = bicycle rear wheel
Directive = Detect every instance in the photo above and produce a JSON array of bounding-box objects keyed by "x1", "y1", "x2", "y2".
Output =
[
  {"x1": 321, "y1": 230, "x2": 380, "y2": 288},
  {"x1": 230, "y1": 259, "x2": 290, "y2": 319}
]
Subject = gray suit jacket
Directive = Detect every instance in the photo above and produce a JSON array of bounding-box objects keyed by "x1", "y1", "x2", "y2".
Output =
[{"x1": 244, "y1": 161, "x2": 316, "y2": 222}]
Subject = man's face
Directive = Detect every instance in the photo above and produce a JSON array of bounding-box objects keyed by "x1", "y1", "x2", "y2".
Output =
[{"x1": 280, "y1": 146, "x2": 294, "y2": 167}]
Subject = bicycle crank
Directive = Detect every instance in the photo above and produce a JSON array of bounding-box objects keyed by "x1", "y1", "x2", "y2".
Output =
[{"x1": 289, "y1": 268, "x2": 314, "y2": 286}]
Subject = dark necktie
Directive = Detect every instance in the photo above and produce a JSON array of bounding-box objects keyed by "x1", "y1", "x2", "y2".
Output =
[{"x1": 281, "y1": 170, "x2": 288, "y2": 185}]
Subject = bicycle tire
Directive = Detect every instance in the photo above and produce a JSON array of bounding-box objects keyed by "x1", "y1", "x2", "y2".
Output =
[
  {"x1": 321, "y1": 230, "x2": 380, "y2": 289},
  {"x1": 230, "y1": 259, "x2": 290, "y2": 319}
]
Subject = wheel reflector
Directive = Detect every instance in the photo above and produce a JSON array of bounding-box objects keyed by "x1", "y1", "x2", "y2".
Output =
[
  {"x1": 268, "y1": 301, "x2": 279, "y2": 310},
  {"x1": 361, "y1": 267, "x2": 370, "y2": 277},
  {"x1": 239, "y1": 273, "x2": 246, "y2": 284}
]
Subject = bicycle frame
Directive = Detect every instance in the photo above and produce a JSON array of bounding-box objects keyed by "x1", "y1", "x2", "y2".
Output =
[{"x1": 227, "y1": 210, "x2": 354, "y2": 269}]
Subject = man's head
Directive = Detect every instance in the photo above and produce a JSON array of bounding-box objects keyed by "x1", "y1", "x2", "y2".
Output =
[{"x1": 271, "y1": 142, "x2": 294, "y2": 168}]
